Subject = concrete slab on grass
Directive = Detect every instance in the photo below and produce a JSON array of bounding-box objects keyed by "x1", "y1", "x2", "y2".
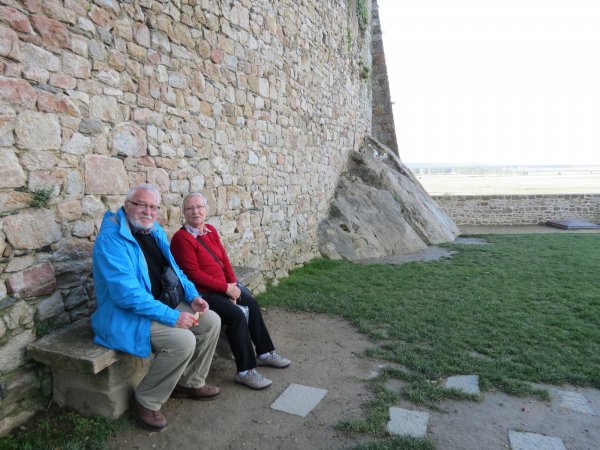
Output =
[
  {"x1": 386, "y1": 407, "x2": 429, "y2": 438},
  {"x1": 553, "y1": 389, "x2": 595, "y2": 414},
  {"x1": 508, "y1": 430, "x2": 566, "y2": 450},
  {"x1": 445, "y1": 374, "x2": 480, "y2": 395},
  {"x1": 270, "y1": 383, "x2": 328, "y2": 417}
]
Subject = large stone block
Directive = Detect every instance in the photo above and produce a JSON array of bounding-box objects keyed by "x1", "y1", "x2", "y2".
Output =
[
  {"x1": 0, "y1": 24, "x2": 21, "y2": 60},
  {"x1": 111, "y1": 122, "x2": 147, "y2": 157},
  {"x1": 19, "y1": 42, "x2": 60, "y2": 72},
  {"x1": 84, "y1": 155, "x2": 129, "y2": 194},
  {"x1": 0, "y1": 76, "x2": 36, "y2": 108},
  {"x1": 6, "y1": 263, "x2": 56, "y2": 299},
  {"x1": 0, "y1": 6, "x2": 33, "y2": 33},
  {"x1": 0, "y1": 105, "x2": 16, "y2": 146},
  {"x1": 0, "y1": 329, "x2": 35, "y2": 372},
  {"x1": 28, "y1": 319, "x2": 150, "y2": 419},
  {"x1": 89, "y1": 96, "x2": 122, "y2": 123},
  {"x1": 36, "y1": 291, "x2": 65, "y2": 321},
  {"x1": 3, "y1": 300, "x2": 34, "y2": 330},
  {"x1": 0, "y1": 191, "x2": 31, "y2": 214},
  {"x1": 4, "y1": 210, "x2": 61, "y2": 250},
  {"x1": 31, "y1": 15, "x2": 71, "y2": 50},
  {"x1": 0, "y1": 148, "x2": 26, "y2": 188},
  {"x1": 15, "y1": 110, "x2": 61, "y2": 151}
]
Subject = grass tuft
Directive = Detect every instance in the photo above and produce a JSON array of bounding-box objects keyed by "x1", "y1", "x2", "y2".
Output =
[{"x1": 0, "y1": 407, "x2": 132, "y2": 450}]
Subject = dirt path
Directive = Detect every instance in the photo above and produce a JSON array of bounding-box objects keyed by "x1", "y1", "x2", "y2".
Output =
[{"x1": 110, "y1": 309, "x2": 379, "y2": 450}]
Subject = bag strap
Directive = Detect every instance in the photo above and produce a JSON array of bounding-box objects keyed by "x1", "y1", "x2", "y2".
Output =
[{"x1": 195, "y1": 234, "x2": 224, "y2": 269}]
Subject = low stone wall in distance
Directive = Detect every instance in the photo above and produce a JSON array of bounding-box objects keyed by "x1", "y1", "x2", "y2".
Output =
[{"x1": 432, "y1": 194, "x2": 600, "y2": 226}]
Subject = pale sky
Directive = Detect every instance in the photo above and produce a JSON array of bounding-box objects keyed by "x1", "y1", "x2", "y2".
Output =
[{"x1": 377, "y1": 0, "x2": 600, "y2": 166}]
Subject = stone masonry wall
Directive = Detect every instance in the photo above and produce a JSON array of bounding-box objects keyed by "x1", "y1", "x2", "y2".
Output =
[
  {"x1": 370, "y1": 0, "x2": 398, "y2": 155},
  {"x1": 0, "y1": 0, "x2": 372, "y2": 434},
  {"x1": 433, "y1": 194, "x2": 600, "y2": 226}
]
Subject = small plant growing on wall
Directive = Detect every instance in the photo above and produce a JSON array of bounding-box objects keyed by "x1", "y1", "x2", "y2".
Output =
[
  {"x1": 356, "y1": 0, "x2": 369, "y2": 34},
  {"x1": 360, "y1": 64, "x2": 370, "y2": 79},
  {"x1": 30, "y1": 186, "x2": 54, "y2": 208}
]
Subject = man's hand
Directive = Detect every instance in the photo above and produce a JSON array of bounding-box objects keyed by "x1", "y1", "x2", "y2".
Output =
[
  {"x1": 175, "y1": 312, "x2": 197, "y2": 329},
  {"x1": 191, "y1": 296, "x2": 209, "y2": 315},
  {"x1": 226, "y1": 283, "x2": 241, "y2": 303}
]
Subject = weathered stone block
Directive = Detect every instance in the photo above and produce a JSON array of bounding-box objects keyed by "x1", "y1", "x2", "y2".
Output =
[
  {"x1": 3, "y1": 300, "x2": 34, "y2": 330},
  {"x1": 36, "y1": 291, "x2": 65, "y2": 321},
  {"x1": 0, "y1": 77, "x2": 36, "y2": 108},
  {"x1": 0, "y1": 329, "x2": 35, "y2": 372},
  {"x1": 4, "y1": 210, "x2": 61, "y2": 251},
  {"x1": 36, "y1": 91, "x2": 80, "y2": 116},
  {"x1": 31, "y1": 15, "x2": 71, "y2": 50},
  {"x1": 6, "y1": 263, "x2": 56, "y2": 298},
  {"x1": 0, "y1": 6, "x2": 33, "y2": 33},
  {"x1": 61, "y1": 53, "x2": 91, "y2": 79},
  {"x1": 20, "y1": 42, "x2": 60, "y2": 72},
  {"x1": 89, "y1": 95, "x2": 122, "y2": 123},
  {"x1": 15, "y1": 110, "x2": 61, "y2": 151},
  {"x1": 0, "y1": 148, "x2": 26, "y2": 188},
  {"x1": 84, "y1": 155, "x2": 129, "y2": 194},
  {"x1": 0, "y1": 191, "x2": 31, "y2": 214},
  {"x1": 112, "y1": 122, "x2": 147, "y2": 157},
  {"x1": 0, "y1": 105, "x2": 15, "y2": 146},
  {"x1": 5, "y1": 255, "x2": 35, "y2": 273},
  {"x1": 64, "y1": 132, "x2": 92, "y2": 155},
  {"x1": 28, "y1": 319, "x2": 150, "y2": 418},
  {"x1": 0, "y1": 24, "x2": 21, "y2": 60}
]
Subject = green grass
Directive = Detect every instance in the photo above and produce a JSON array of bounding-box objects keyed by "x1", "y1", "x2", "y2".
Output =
[
  {"x1": 258, "y1": 233, "x2": 600, "y2": 445},
  {"x1": 0, "y1": 408, "x2": 132, "y2": 450}
]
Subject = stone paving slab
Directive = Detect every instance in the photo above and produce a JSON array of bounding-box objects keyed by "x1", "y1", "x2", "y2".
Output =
[
  {"x1": 270, "y1": 383, "x2": 328, "y2": 417},
  {"x1": 552, "y1": 388, "x2": 595, "y2": 414},
  {"x1": 386, "y1": 407, "x2": 429, "y2": 438},
  {"x1": 508, "y1": 430, "x2": 566, "y2": 450},
  {"x1": 445, "y1": 374, "x2": 480, "y2": 395}
]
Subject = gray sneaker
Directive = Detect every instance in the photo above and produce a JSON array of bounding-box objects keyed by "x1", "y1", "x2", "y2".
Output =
[
  {"x1": 257, "y1": 351, "x2": 291, "y2": 368},
  {"x1": 235, "y1": 368, "x2": 272, "y2": 390}
]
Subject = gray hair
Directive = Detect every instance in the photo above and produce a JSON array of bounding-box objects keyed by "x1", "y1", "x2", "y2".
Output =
[
  {"x1": 126, "y1": 183, "x2": 161, "y2": 204},
  {"x1": 182, "y1": 192, "x2": 209, "y2": 212}
]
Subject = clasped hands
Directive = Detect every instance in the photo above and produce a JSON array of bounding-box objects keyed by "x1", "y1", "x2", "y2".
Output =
[
  {"x1": 175, "y1": 296, "x2": 209, "y2": 329},
  {"x1": 226, "y1": 282, "x2": 241, "y2": 304}
]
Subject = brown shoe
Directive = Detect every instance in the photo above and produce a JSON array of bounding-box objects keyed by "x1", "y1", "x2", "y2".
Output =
[
  {"x1": 171, "y1": 384, "x2": 221, "y2": 400},
  {"x1": 132, "y1": 396, "x2": 167, "y2": 430}
]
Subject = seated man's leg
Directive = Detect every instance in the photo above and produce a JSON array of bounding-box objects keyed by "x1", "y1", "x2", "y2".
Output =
[
  {"x1": 136, "y1": 322, "x2": 196, "y2": 411},
  {"x1": 176, "y1": 302, "x2": 221, "y2": 388},
  {"x1": 238, "y1": 289, "x2": 274, "y2": 356},
  {"x1": 202, "y1": 292, "x2": 256, "y2": 372}
]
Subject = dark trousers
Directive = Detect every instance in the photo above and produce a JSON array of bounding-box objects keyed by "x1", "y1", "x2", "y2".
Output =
[{"x1": 201, "y1": 287, "x2": 274, "y2": 372}]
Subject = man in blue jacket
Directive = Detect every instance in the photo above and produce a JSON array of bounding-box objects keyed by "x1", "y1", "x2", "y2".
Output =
[{"x1": 92, "y1": 183, "x2": 221, "y2": 430}]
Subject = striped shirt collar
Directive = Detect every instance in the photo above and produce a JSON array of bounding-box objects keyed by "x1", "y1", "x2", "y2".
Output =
[{"x1": 184, "y1": 223, "x2": 211, "y2": 238}]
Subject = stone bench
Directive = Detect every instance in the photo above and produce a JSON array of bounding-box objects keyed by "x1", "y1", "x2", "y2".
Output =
[{"x1": 27, "y1": 266, "x2": 260, "y2": 419}]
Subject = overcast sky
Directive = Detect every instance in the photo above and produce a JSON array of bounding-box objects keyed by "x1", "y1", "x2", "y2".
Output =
[{"x1": 377, "y1": 0, "x2": 600, "y2": 166}]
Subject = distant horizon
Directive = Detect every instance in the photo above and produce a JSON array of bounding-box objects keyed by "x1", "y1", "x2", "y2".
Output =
[{"x1": 404, "y1": 161, "x2": 600, "y2": 169}]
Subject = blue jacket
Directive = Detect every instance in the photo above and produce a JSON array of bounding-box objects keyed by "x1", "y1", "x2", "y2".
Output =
[{"x1": 91, "y1": 208, "x2": 200, "y2": 357}]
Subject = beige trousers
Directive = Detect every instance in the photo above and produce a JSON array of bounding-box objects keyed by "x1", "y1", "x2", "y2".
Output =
[{"x1": 135, "y1": 303, "x2": 221, "y2": 411}]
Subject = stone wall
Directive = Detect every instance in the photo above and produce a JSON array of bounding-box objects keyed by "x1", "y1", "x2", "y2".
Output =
[
  {"x1": 0, "y1": 0, "x2": 372, "y2": 434},
  {"x1": 370, "y1": 0, "x2": 398, "y2": 155},
  {"x1": 433, "y1": 194, "x2": 600, "y2": 225}
]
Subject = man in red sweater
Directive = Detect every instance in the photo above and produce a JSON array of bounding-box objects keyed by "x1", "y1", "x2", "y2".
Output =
[{"x1": 171, "y1": 193, "x2": 291, "y2": 389}]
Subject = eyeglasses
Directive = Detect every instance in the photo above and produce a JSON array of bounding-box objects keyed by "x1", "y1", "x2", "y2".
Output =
[
  {"x1": 184, "y1": 205, "x2": 207, "y2": 212},
  {"x1": 128, "y1": 200, "x2": 161, "y2": 212}
]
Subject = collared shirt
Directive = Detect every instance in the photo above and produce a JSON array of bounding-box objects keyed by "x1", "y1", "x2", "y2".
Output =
[{"x1": 184, "y1": 223, "x2": 211, "y2": 238}]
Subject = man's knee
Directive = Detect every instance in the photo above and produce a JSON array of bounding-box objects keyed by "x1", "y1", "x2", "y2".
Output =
[{"x1": 198, "y1": 310, "x2": 221, "y2": 335}]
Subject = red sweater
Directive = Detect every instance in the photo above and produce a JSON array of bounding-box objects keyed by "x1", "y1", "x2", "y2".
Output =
[{"x1": 170, "y1": 224, "x2": 237, "y2": 294}]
